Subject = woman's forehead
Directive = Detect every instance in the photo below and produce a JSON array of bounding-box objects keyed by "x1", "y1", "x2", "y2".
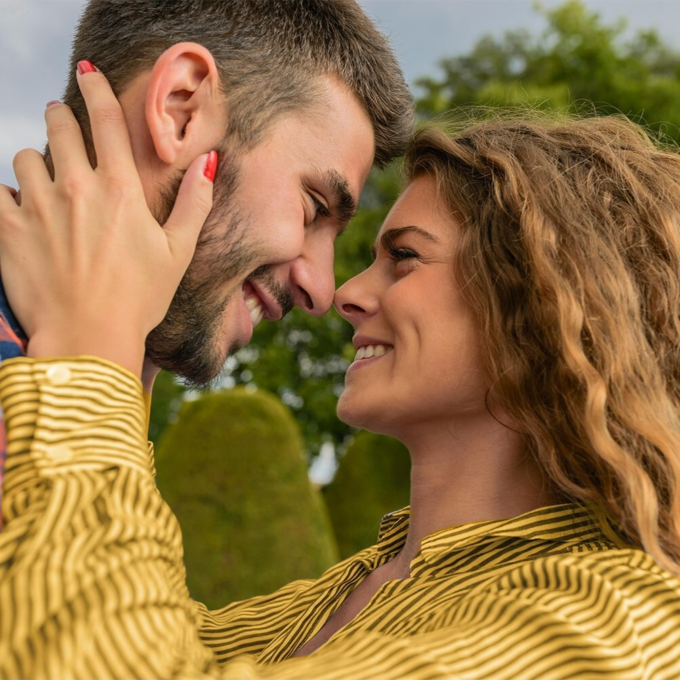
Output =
[{"x1": 376, "y1": 176, "x2": 456, "y2": 243}]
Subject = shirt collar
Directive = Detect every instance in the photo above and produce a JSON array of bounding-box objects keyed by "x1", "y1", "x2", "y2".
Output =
[{"x1": 376, "y1": 503, "x2": 614, "y2": 563}]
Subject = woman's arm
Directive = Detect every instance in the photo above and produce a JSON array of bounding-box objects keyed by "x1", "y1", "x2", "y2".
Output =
[
  {"x1": 2, "y1": 359, "x2": 675, "y2": 679},
  {"x1": 0, "y1": 356, "x2": 441, "y2": 679}
]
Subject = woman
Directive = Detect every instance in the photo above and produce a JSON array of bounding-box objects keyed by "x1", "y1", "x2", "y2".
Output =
[
  {"x1": 1, "y1": 73, "x2": 680, "y2": 678},
  {"x1": 294, "y1": 117, "x2": 680, "y2": 668}
]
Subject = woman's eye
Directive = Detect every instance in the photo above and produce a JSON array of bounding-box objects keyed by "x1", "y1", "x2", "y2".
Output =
[{"x1": 387, "y1": 243, "x2": 419, "y2": 263}]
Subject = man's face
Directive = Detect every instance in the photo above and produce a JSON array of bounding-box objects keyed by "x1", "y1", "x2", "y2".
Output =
[{"x1": 145, "y1": 78, "x2": 375, "y2": 387}]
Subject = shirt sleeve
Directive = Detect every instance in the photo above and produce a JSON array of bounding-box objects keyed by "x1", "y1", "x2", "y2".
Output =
[{"x1": 0, "y1": 357, "x2": 673, "y2": 680}]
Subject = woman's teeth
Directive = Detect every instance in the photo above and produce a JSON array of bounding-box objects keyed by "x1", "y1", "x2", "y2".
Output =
[
  {"x1": 354, "y1": 344, "x2": 393, "y2": 361},
  {"x1": 245, "y1": 297, "x2": 265, "y2": 327}
]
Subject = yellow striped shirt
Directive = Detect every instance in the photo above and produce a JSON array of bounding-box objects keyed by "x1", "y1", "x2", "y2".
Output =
[{"x1": 1, "y1": 356, "x2": 680, "y2": 679}]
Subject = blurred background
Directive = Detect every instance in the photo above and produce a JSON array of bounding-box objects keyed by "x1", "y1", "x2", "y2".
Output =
[{"x1": 3, "y1": 0, "x2": 680, "y2": 607}]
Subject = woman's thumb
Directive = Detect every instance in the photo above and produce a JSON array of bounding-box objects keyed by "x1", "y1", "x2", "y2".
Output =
[{"x1": 163, "y1": 150, "x2": 217, "y2": 265}]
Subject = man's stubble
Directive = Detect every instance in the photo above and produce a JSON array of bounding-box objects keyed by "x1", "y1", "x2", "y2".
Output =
[
  {"x1": 144, "y1": 149, "x2": 295, "y2": 389},
  {"x1": 145, "y1": 150, "x2": 255, "y2": 388}
]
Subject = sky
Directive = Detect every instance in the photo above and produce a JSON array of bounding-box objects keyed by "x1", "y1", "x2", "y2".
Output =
[{"x1": 2, "y1": 0, "x2": 680, "y2": 185}]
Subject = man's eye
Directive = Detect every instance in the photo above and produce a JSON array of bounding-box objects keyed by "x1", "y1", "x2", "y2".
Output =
[{"x1": 311, "y1": 195, "x2": 331, "y2": 223}]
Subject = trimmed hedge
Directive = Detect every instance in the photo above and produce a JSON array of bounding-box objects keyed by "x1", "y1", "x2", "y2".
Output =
[
  {"x1": 156, "y1": 387, "x2": 339, "y2": 609},
  {"x1": 148, "y1": 370, "x2": 185, "y2": 446},
  {"x1": 324, "y1": 431, "x2": 411, "y2": 559}
]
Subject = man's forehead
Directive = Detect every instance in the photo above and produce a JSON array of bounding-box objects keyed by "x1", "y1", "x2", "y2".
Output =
[{"x1": 294, "y1": 78, "x2": 376, "y2": 174}]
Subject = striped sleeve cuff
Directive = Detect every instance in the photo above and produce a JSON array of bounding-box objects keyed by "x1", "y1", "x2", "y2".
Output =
[{"x1": 0, "y1": 356, "x2": 150, "y2": 482}]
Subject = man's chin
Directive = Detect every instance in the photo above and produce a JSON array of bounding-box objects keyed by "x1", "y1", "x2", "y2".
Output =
[
  {"x1": 145, "y1": 342, "x2": 221, "y2": 391},
  {"x1": 147, "y1": 336, "x2": 244, "y2": 391}
]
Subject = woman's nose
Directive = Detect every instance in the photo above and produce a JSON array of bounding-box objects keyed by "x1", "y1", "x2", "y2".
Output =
[{"x1": 334, "y1": 267, "x2": 379, "y2": 323}]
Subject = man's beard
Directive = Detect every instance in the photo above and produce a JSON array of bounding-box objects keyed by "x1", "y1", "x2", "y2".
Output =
[{"x1": 145, "y1": 151, "x2": 256, "y2": 388}]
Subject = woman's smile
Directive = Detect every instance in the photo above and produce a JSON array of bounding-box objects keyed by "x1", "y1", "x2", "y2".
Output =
[
  {"x1": 335, "y1": 175, "x2": 484, "y2": 436},
  {"x1": 347, "y1": 343, "x2": 394, "y2": 373}
]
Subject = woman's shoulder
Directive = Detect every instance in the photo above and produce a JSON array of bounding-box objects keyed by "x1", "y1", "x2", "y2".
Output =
[{"x1": 486, "y1": 544, "x2": 680, "y2": 613}]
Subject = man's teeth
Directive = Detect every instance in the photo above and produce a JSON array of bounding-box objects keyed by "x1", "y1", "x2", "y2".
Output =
[
  {"x1": 354, "y1": 345, "x2": 392, "y2": 361},
  {"x1": 245, "y1": 296, "x2": 264, "y2": 327}
]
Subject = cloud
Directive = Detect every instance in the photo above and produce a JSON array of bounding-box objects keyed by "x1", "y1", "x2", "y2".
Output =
[
  {"x1": 0, "y1": 2, "x2": 44, "y2": 61},
  {"x1": 0, "y1": 115, "x2": 48, "y2": 187},
  {"x1": 0, "y1": 1, "x2": 84, "y2": 64},
  {"x1": 0, "y1": 1, "x2": 86, "y2": 184}
]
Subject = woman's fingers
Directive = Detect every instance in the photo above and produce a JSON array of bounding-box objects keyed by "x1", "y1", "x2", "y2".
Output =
[
  {"x1": 164, "y1": 151, "x2": 217, "y2": 269},
  {"x1": 0, "y1": 185, "x2": 23, "y2": 249},
  {"x1": 75, "y1": 63, "x2": 137, "y2": 178},
  {"x1": 0, "y1": 184, "x2": 20, "y2": 216},
  {"x1": 12, "y1": 148, "x2": 52, "y2": 201},
  {"x1": 0, "y1": 63, "x2": 210, "y2": 374},
  {"x1": 0, "y1": 184, "x2": 18, "y2": 202},
  {"x1": 44, "y1": 102, "x2": 91, "y2": 181}
]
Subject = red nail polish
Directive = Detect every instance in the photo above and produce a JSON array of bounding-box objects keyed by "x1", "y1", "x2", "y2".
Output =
[
  {"x1": 77, "y1": 60, "x2": 97, "y2": 75},
  {"x1": 204, "y1": 150, "x2": 218, "y2": 182},
  {"x1": 46, "y1": 100, "x2": 61, "y2": 108}
]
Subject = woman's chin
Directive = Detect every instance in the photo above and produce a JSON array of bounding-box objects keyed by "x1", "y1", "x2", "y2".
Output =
[
  {"x1": 337, "y1": 394, "x2": 394, "y2": 435},
  {"x1": 337, "y1": 392, "x2": 372, "y2": 430}
]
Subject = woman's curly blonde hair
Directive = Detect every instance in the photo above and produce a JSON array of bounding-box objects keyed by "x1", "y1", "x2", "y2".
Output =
[{"x1": 405, "y1": 114, "x2": 680, "y2": 573}]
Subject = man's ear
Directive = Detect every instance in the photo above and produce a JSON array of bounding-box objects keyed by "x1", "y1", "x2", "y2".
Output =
[{"x1": 145, "y1": 42, "x2": 226, "y2": 166}]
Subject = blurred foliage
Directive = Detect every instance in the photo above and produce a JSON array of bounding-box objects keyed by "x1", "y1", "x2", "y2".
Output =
[
  {"x1": 150, "y1": 0, "x2": 680, "y2": 460},
  {"x1": 417, "y1": 0, "x2": 680, "y2": 137},
  {"x1": 155, "y1": 387, "x2": 339, "y2": 608},
  {"x1": 324, "y1": 431, "x2": 411, "y2": 559},
  {"x1": 148, "y1": 369, "x2": 185, "y2": 445}
]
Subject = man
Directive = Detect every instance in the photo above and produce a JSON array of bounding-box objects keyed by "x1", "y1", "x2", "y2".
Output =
[
  {"x1": 45, "y1": 0, "x2": 412, "y2": 386},
  {"x1": 0, "y1": 2, "x2": 414, "y2": 675},
  {"x1": 0, "y1": 0, "x2": 412, "y2": 526},
  {"x1": 0, "y1": 1, "x2": 416, "y2": 675}
]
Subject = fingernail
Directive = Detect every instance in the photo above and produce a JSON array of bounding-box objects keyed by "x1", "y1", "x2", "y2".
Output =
[
  {"x1": 46, "y1": 100, "x2": 61, "y2": 108},
  {"x1": 204, "y1": 150, "x2": 218, "y2": 182},
  {"x1": 77, "y1": 60, "x2": 97, "y2": 75}
]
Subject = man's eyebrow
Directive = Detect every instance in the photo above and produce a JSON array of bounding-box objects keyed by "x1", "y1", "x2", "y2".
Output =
[
  {"x1": 322, "y1": 169, "x2": 357, "y2": 230},
  {"x1": 370, "y1": 225, "x2": 440, "y2": 259}
]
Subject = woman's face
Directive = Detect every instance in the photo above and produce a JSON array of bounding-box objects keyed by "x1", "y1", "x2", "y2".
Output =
[{"x1": 335, "y1": 174, "x2": 490, "y2": 437}]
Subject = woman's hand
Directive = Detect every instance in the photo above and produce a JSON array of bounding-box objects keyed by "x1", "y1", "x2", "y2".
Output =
[{"x1": 0, "y1": 64, "x2": 216, "y2": 378}]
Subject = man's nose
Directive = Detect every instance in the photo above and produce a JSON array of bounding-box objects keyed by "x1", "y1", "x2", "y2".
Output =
[{"x1": 287, "y1": 240, "x2": 335, "y2": 316}]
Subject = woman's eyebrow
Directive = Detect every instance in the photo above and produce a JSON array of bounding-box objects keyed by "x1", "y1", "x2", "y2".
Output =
[{"x1": 370, "y1": 225, "x2": 440, "y2": 258}]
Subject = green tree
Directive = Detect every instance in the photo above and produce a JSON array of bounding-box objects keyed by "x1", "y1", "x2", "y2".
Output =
[
  {"x1": 148, "y1": 369, "x2": 185, "y2": 446},
  {"x1": 155, "y1": 387, "x2": 339, "y2": 608},
  {"x1": 324, "y1": 431, "x2": 411, "y2": 559},
  {"x1": 417, "y1": 0, "x2": 680, "y2": 136}
]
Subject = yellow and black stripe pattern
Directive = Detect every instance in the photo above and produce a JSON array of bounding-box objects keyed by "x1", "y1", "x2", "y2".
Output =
[{"x1": 1, "y1": 357, "x2": 680, "y2": 679}]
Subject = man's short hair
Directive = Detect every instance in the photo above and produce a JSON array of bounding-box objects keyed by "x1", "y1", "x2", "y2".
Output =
[{"x1": 64, "y1": 0, "x2": 414, "y2": 167}]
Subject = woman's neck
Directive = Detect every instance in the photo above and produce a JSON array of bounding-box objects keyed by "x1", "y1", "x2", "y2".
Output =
[{"x1": 386, "y1": 412, "x2": 558, "y2": 578}]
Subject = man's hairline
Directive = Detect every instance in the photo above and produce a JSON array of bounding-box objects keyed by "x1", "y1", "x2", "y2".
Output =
[
  {"x1": 221, "y1": 71, "x2": 376, "y2": 152},
  {"x1": 113, "y1": 60, "x2": 375, "y2": 219},
  {"x1": 113, "y1": 47, "x2": 380, "y2": 164},
  {"x1": 217, "y1": 73, "x2": 375, "y2": 213}
]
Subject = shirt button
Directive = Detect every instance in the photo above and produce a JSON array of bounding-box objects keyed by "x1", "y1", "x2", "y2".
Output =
[
  {"x1": 47, "y1": 445, "x2": 73, "y2": 462},
  {"x1": 46, "y1": 364, "x2": 72, "y2": 386}
]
